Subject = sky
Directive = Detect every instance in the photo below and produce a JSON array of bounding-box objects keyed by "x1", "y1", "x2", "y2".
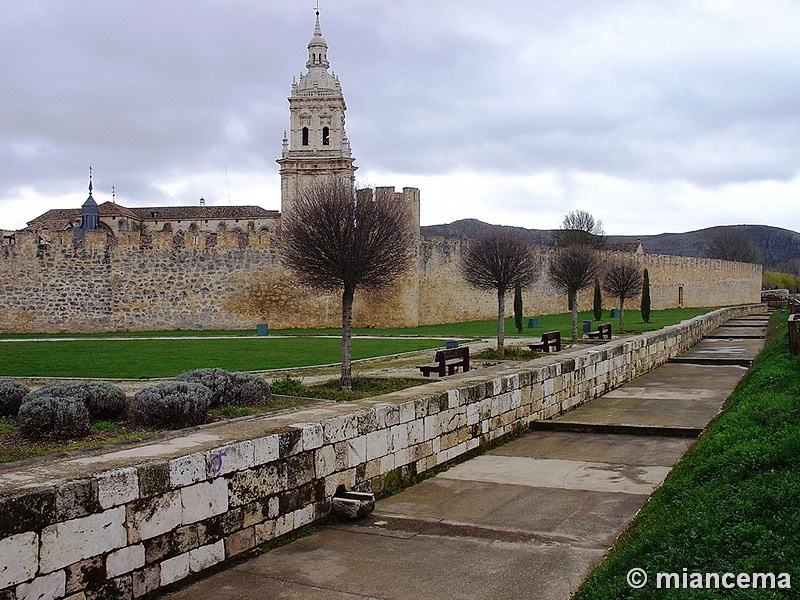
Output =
[{"x1": 2, "y1": 0, "x2": 800, "y2": 235}]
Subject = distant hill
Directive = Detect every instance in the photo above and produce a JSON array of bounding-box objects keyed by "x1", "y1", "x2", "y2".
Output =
[{"x1": 420, "y1": 220, "x2": 800, "y2": 272}]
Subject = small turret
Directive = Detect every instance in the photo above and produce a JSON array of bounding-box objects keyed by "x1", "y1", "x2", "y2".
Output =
[{"x1": 80, "y1": 167, "x2": 99, "y2": 230}]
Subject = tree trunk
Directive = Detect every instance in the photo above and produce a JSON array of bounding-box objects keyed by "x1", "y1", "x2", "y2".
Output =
[
  {"x1": 497, "y1": 288, "x2": 506, "y2": 352},
  {"x1": 571, "y1": 291, "x2": 579, "y2": 341},
  {"x1": 340, "y1": 284, "x2": 356, "y2": 391},
  {"x1": 618, "y1": 297, "x2": 625, "y2": 333}
]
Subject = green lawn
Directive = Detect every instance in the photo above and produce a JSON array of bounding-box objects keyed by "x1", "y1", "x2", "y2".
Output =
[
  {"x1": 275, "y1": 307, "x2": 717, "y2": 338},
  {"x1": 0, "y1": 337, "x2": 446, "y2": 379},
  {"x1": 574, "y1": 310, "x2": 800, "y2": 598},
  {"x1": 0, "y1": 307, "x2": 719, "y2": 379}
]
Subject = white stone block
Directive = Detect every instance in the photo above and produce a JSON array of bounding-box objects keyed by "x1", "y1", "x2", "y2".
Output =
[
  {"x1": 398, "y1": 400, "x2": 416, "y2": 424},
  {"x1": 379, "y1": 453, "x2": 395, "y2": 474},
  {"x1": 96, "y1": 467, "x2": 139, "y2": 509},
  {"x1": 169, "y1": 453, "x2": 206, "y2": 487},
  {"x1": 292, "y1": 422, "x2": 324, "y2": 451},
  {"x1": 322, "y1": 413, "x2": 359, "y2": 444},
  {"x1": 393, "y1": 447, "x2": 411, "y2": 468},
  {"x1": 40, "y1": 507, "x2": 127, "y2": 573},
  {"x1": 407, "y1": 420, "x2": 423, "y2": 445},
  {"x1": 205, "y1": 441, "x2": 254, "y2": 477},
  {"x1": 293, "y1": 504, "x2": 316, "y2": 528},
  {"x1": 347, "y1": 436, "x2": 366, "y2": 468},
  {"x1": 314, "y1": 445, "x2": 337, "y2": 478},
  {"x1": 423, "y1": 415, "x2": 439, "y2": 441},
  {"x1": 160, "y1": 553, "x2": 190, "y2": 586},
  {"x1": 267, "y1": 495, "x2": 280, "y2": 518},
  {"x1": 189, "y1": 540, "x2": 225, "y2": 573},
  {"x1": 389, "y1": 424, "x2": 407, "y2": 452},
  {"x1": 365, "y1": 429, "x2": 389, "y2": 461},
  {"x1": 15, "y1": 569, "x2": 65, "y2": 600},
  {"x1": 373, "y1": 403, "x2": 399, "y2": 428},
  {"x1": 181, "y1": 479, "x2": 228, "y2": 525},
  {"x1": 447, "y1": 389, "x2": 460, "y2": 409},
  {"x1": 106, "y1": 544, "x2": 145, "y2": 578},
  {"x1": 253, "y1": 435, "x2": 279, "y2": 465},
  {"x1": 0, "y1": 531, "x2": 38, "y2": 588},
  {"x1": 274, "y1": 513, "x2": 294, "y2": 537},
  {"x1": 466, "y1": 403, "x2": 479, "y2": 426},
  {"x1": 127, "y1": 490, "x2": 182, "y2": 543}
]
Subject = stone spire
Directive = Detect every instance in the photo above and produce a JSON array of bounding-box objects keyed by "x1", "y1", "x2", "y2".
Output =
[
  {"x1": 80, "y1": 167, "x2": 99, "y2": 230},
  {"x1": 277, "y1": 7, "x2": 357, "y2": 217}
]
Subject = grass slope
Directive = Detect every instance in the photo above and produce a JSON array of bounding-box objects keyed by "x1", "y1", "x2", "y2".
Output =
[{"x1": 575, "y1": 311, "x2": 800, "y2": 598}]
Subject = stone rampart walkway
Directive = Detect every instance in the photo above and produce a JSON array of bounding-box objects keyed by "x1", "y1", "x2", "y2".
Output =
[{"x1": 160, "y1": 315, "x2": 768, "y2": 599}]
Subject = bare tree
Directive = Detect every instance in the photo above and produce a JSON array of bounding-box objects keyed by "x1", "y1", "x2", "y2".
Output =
[
  {"x1": 281, "y1": 179, "x2": 415, "y2": 390},
  {"x1": 547, "y1": 244, "x2": 601, "y2": 340},
  {"x1": 552, "y1": 209, "x2": 606, "y2": 249},
  {"x1": 459, "y1": 227, "x2": 539, "y2": 351},
  {"x1": 603, "y1": 260, "x2": 643, "y2": 332},
  {"x1": 706, "y1": 228, "x2": 761, "y2": 264}
]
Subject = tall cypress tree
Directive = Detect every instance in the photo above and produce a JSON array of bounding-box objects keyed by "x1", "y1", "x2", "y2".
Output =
[
  {"x1": 593, "y1": 276, "x2": 602, "y2": 321},
  {"x1": 514, "y1": 281, "x2": 523, "y2": 333},
  {"x1": 641, "y1": 269, "x2": 651, "y2": 323}
]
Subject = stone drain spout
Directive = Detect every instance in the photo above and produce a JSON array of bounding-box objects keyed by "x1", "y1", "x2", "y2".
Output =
[{"x1": 331, "y1": 488, "x2": 375, "y2": 519}]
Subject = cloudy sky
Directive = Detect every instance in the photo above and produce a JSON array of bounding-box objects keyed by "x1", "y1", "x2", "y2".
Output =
[{"x1": 2, "y1": 0, "x2": 800, "y2": 235}]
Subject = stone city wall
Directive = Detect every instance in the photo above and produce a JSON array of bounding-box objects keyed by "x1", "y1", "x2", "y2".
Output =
[
  {"x1": 0, "y1": 305, "x2": 762, "y2": 599},
  {"x1": 417, "y1": 237, "x2": 763, "y2": 324},
  {"x1": 0, "y1": 230, "x2": 761, "y2": 334}
]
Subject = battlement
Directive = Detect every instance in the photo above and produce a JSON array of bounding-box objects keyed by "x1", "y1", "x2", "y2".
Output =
[{"x1": 1, "y1": 228, "x2": 277, "y2": 259}]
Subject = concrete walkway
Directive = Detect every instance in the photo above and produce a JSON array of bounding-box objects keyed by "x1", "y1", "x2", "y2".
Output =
[{"x1": 162, "y1": 315, "x2": 768, "y2": 600}]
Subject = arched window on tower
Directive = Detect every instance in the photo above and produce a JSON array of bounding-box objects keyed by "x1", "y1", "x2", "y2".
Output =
[
  {"x1": 322, "y1": 126, "x2": 330, "y2": 145},
  {"x1": 302, "y1": 127, "x2": 309, "y2": 146}
]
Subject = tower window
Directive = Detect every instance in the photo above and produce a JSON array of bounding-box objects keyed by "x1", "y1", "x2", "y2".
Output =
[
  {"x1": 322, "y1": 126, "x2": 330, "y2": 145},
  {"x1": 302, "y1": 127, "x2": 309, "y2": 146}
]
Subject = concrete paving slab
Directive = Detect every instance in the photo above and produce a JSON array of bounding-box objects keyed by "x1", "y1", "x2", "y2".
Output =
[
  {"x1": 368, "y1": 479, "x2": 651, "y2": 547},
  {"x1": 227, "y1": 525, "x2": 601, "y2": 600},
  {"x1": 488, "y1": 431, "x2": 692, "y2": 465},
  {"x1": 675, "y1": 337, "x2": 764, "y2": 362},
  {"x1": 608, "y1": 362, "x2": 749, "y2": 390},
  {"x1": 438, "y1": 455, "x2": 670, "y2": 495},
  {"x1": 705, "y1": 325, "x2": 766, "y2": 338},
  {"x1": 554, "y1": 396, "x2": 723, "y2": 430},
  {"x1": 726, "y1": 318, "x2": 769, "y2": 327}
]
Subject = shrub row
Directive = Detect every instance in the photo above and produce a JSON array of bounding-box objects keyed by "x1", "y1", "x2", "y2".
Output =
[{"x1": 0, "y1": 369, "x2": 272, "y2": 440}]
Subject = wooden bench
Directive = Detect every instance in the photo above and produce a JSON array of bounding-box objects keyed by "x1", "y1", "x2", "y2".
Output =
[
  {"x1": 789, "y1": 314, "x2": 800, "y2": 356},
  {"x1": 528, "y1": 331, "x2": 561, "y2": 353},
  {"x1": 586, "y1": 323, "x2": 612, "y2": 340},
  {"x1": 417, "y1": 346, "x2": 470, "y2": 377}
]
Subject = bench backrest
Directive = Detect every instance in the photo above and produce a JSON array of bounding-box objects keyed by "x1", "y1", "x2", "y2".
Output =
[
  {"x1": 435, "y1": 346, "x2": 469, "y2": 362},
  {"x1": 542, "y1": 331, "x2": 561, "y2": 344}
]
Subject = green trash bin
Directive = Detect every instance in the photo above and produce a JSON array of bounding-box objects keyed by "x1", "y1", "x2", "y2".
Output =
[
  {"x1": 256, "y1": 324, "x2": 269, "y2": 336},
  {"x1": 527, "y1": 317, "x2": 539, "y2": 329}
]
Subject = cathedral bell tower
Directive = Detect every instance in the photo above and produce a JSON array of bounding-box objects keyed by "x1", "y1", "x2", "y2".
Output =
[{"x1": 277, "y1": 9, "x2": 356, "y2": 217}]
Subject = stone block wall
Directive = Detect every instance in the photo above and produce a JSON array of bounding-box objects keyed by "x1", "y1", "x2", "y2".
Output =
[{"x1": 0, "y1": 305, "x2": 761, "y2": 599}]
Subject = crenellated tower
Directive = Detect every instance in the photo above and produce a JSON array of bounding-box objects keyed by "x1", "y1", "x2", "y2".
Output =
[{"x1": 277, "y1": 9, "x2": 356, "y2": 217}]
